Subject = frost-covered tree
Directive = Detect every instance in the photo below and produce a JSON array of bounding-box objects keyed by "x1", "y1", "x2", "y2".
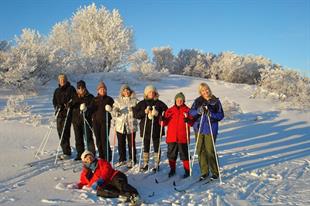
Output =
[
  {"x1": 152, "y1": 46, "x2": 176, "y2": 73},
  {"x1": 2, "y1": 29, "x2": 50, "y2": 89},
  {"x1": 48, "y1": 4, "x2": 134, "y2": 74},
  {"x1": 210, "y1": 52, "x2": 270, "y2": 84},
  {"x1": 0, "y1": 40, "x2": 11, "y2": 83},
  {"x1": 129, "y1": 49, "x2": 168, "y2": 80},
  {"x1": 255, "y1": 67, "x2": 310, "y2": 108}
]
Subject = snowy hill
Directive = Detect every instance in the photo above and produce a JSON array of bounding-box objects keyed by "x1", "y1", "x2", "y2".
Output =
[{"x1": 0, "y1": 73, "x2": 309, "y2": 206}]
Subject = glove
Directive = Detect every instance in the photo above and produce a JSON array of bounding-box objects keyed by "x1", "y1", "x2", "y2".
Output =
[
  {"x1": 105, "y1": 104, "x2": 112, "y2": 112},
  {"x1": 148, "y1": 113, "x2": 153, "y2": 120},
  {"x1": 184, "y1": 117, "x2": 190, "y2": 123},
  {"x1": 145, "y1": 106, "x2": 151, "y2": 114},
  {"x1": 151, "y1": 106, "x2": 158, "y2": 117},
  {"x1": 80, "y1": 103, "x2": 87, "y2": 112},
  {"x1": 64, "y1": 100, "x2": 73, "y2": 109},
  {"x1": 197, "y1": 106, "x2": 207, "y2": 115}
]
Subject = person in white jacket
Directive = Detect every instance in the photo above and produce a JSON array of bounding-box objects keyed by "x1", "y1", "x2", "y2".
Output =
[{"x1": 112, "y1": 84, "x2": 139, "y2": 168}]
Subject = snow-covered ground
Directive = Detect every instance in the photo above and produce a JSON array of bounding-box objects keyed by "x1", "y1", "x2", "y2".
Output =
[{"x1": 0, "y1": 73, "x2": 309, "y2": 206}]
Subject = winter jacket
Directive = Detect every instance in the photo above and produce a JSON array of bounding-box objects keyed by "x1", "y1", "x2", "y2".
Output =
[
  {"x1": 52, "y1": 82, "x2": 76, "y2": 118},
  {"x1": 112, "y1": 92, "x2": 138, "y2": 134},
  {"x1": 77, "y1": 159, "x2": 119, "y2": 189},
  {"x1": 133, "y1": 99, "x2": 168, "y2": 137},
  {"x1": 189, "y1": 95, "x2": 224, "y2": 136},
  {"x1": 163, "y1": 104, "x2": 194, "y2": 144},
  {"x1": 71, "y1": 90, "x2": 94, "y2": 125},
  {"x1": 89, "y1": 95, "x2": 114, "y2": 124}
]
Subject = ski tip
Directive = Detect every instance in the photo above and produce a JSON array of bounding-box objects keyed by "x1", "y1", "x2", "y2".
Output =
[
  {"x1": 155, "y1": 178, "x2": 159, "y2": 184},
  {"x1": 173, "y1": 180, "x2": 176, "y2": 186}
]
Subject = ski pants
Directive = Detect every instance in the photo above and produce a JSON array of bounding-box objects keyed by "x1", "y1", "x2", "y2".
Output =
[
  {"x1": 196, "y1": 133, "x2": 219, "y2": 176},
  {"x1": 116, "y1": 131, "x2": 137, "y2": 163},
  {"x1": 73, "y1": 120, "x2": 96, "y2": 157},
  {"x1": 96, "y1": 172, "x2": 139, "y2": 198},
  {"x1": 93, "y1": 120, "x2": 112, "y2": 161},
  {"x1": 56, "y1": 114, "x2": 72, "y2": 155}
]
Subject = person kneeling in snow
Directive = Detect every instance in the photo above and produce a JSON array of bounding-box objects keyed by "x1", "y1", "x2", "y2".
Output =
[{"x1": 77, "y1": 150, "x2": 140, "y2": 203}]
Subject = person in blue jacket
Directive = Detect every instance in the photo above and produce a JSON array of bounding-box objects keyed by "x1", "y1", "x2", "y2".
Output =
[{"x1": 189, "y1": 82, "x2": 224, "y2": 180}]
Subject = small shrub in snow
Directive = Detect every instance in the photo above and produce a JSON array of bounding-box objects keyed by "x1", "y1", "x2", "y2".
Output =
[
  {"x1": 254, "y1": 67, "x2": 310, "y2": 109},
  {"x1": 221, "y1": 98, "x2": 243, "y2": 119},
  {"x1": 2, "y1": 95, "x2": 31, "y2": 115}
]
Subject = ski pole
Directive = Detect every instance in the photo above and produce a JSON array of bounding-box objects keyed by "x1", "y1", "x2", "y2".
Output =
[
  {"x1": 84, "y1": 118, "x2": 95, "y2": 134},
  {"x1": 190, "y1": 109, "x2": 204, "y2": 170},
  {"x1": 54, "y1": 107, "x2": 71, "y2": 165},
  {"x1": 106, "y1": 110, "x2": 110, "y2": 162},
  {"x1": 82, "y1": 111, "x2": 88, "y2": 151},
  {"x1": 35, "y1": 109, "x2": 60, "y2": 159},
  {"x1": 184, "y1": 112, "x2": 192, "y2": 176},
  {"x1": 138, "y1": 114, "x2": 148, "y2": 170},
  {"x1": 207, "y1": 114, "x2": 222, "y2": 184},
  {"x1": 148, "y1": 107, "x2": 155, "y2": 172},
  {"x1": 129, "y1": 108, "x2": 135, "y2": 166},
  {"x1": 155, "y1": 111, "x2": 165, "y2": 173},
  {"x1": 111, "y1": 121, "x2": 117, "y2": 166}
]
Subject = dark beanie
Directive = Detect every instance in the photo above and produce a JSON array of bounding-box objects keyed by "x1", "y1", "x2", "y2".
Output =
[
  {"x1": 175, "y1": 92, "x2": 185, "y2": 101},
  {"x1": 77, "y1": 80, "x2": 86, "y2": 89}
]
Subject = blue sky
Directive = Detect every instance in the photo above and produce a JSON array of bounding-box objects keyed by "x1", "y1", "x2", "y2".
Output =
[{"x1": 1, "y1": 0, "x2": 309, "y2": 75}]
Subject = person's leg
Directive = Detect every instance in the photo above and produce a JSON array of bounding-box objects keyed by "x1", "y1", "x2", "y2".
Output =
[
  {"x1": 152, "y1": 135, "x2": 160, "y2": 170},
  {"x1": 126, "y1": 132, "x2": 137, "y2": 163},
  {"x1": 111, "y1": 172, "x2": 139, "y2": 198},
  {"x1": 196, "y1": 134, "x2": 209, "y2": 177},
  {"x1": 205, "y1": 134, "x2": 219, "y2": 177},
  {"x1": 141, "y1": 134, "x2": 150, "y2": 170},
  {"x1": 86, "y1": 122, "x2": 96, "y2": 156},
  {"x1": 96, "y1": 184, "x2": 120, "y2": 198},
  {"x1": 117, "y1": 132, "x2": 127, "y2": 162},
  {"x1": 167, "y1": 143, "x2": 177, "y2": 177},
  {"x1": 93, "y1": 121, "x2": 104, "y2": 159},
  {"x1": 73, "y1": 122, "x2": 84, "y2": 159},
  {"x1": 179, "y1": 143, "x2": 190, "y2": 177},
  {"x1": 61, "y1": 113, "x2": 72, "y2": 155}
]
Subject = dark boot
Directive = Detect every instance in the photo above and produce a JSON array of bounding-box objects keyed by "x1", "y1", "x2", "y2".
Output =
[
  {"x1": 140, "y1": 152, "x2": 149, "y2": 172},
  {"x1": 183, "y1": 169, "x2": 190, "y2": 178},
  {"x1": 168, "y1": 169, "x2": 176, "y2": 178}
]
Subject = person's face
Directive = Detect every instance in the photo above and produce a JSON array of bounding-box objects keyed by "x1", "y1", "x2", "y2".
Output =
[
  {"x1": 98, "y1": 87, "x2": 106, "y2": 96},
  {"x1": 59, "y1": 78, "x2": 66, "y2": 87},
  {"x1": 77, "y1": 87, "x2": 85, "y2": 95},
  {"x1": 175, "y1": 98, "x2": 184, "y2": 107},
  {"x1": 122, "y1": 89, "x2": 131, "y2": 97},
  {"x1": 201, "y1": 87, "x2": 211, "y2": 100},
  {"x1": 83, "y1": 155, "x2": 94, "y2": 164},
  {"x1": 147, "y1": 91, "x2": 155, "y2": 99}
]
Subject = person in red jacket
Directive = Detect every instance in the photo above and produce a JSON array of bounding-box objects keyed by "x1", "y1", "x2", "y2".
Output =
[
  {"x1": 77, "y1": 150, "x2": 139, "y2": 203},
  {"x1": 162, "y1": 92, "x2": 193, "y2": 178}
]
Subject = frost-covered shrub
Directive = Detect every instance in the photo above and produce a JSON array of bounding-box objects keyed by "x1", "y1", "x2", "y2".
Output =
[
  {"x1": 129, "y1": 49, "x2": 169, "y2": 81},
  {"x1": 254, "y1": 67, "x2": 310, "y2": 108},
  {"x1": 221, "y1": 98, "x2": 243, "y2": 119},
  {"x1": 209, "y1": 52, "x2": 271, "y2": 84},
  {"x1": 2, "y1": 95, "x2": 31, "y2": 115}
]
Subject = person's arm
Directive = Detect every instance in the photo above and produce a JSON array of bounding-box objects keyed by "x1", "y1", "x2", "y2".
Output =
[
  {"x1": 133, "y1": 101, "x2": 146, "y2": 120},
  {"x1": 77, "y1": 168, "x2": 92, "y2": 189},
  {"x1": 209, "y1": 100, "x2": 224, "y2": 121}
]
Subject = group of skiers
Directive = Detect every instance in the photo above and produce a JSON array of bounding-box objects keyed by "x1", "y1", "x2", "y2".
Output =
[{"x1": 52, "y1": 73, "x2": 224, "y2": 203}]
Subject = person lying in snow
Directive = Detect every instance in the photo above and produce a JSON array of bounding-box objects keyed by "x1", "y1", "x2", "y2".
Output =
[{"x1": 76, "y1": 150, "x2": 140, "y2": 203}]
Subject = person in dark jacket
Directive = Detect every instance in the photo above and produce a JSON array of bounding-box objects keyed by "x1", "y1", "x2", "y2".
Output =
[
  {"x1": 77, "y1": 151, "x2": 140, "y2": 204},
  {"x1": 134, "y1": 85, "x2": 168, "y2": 172},
  {"x1": 162, "y1": 92, "x2": 194, "y2": 178},
  {"x1": 71, "y1": 80, "x2": 96, "y2": 160},
  {"x1": 189, "y1": 83, "x2": 224, "y2": 180},
  {"x1": 89, "y1": 81, "x2": 114, "y2": 161},
  {"x1": 52, "y1": 74, "x2": 76, "y2": 159}
]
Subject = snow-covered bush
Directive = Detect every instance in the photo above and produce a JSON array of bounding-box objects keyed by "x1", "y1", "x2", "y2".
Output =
[
  {"x1": 209, "y1": 52, "x2": 271, "y2": 84},
  {"x1": 2, "y1": 95, "x2": 31, "y2": 115},
  {"x1": 152, "y1": 46, "x2": 176, "y2": 73},
  {"x1": 221, "y1": 98, "x2": 243, "y2": 119},
  {"x1": 129, "y1": 49, "x2": 168, "y2": 81},
  {"x1": 48, "y1": 3, "x2": 134, "y2": 74},
  {"x1": 254, "y1": 67, "x2": 310, "y2": 108},
  {"x1": 1, "y1": 29, "x2": 51, "y2": 89}
]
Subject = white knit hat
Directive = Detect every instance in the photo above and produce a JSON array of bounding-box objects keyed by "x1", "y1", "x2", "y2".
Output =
[
  {"x1": 81, "y1": 150, "x2": 94, "y2": 161},
  {"x1": 144, "y1": 85, "x2": 158, "y2": 99}
]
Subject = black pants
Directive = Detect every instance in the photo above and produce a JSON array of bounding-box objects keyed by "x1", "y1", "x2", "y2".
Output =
[
  {"x1": 93, "y1": 120, "x2": 112, "y2": 161},
  {"x1": 73, "y1": 120, "x2": 96, "y2": 157},
  {"x1": 56, "y1": 115, "x2": 72, "y2": 155},
  {"x1": 167, "y1": 143, "x2": 189, "y2": 161},
  {"x1": 143, "y1": 133, "x2": 160, "y2": 153},
  {"x1": 97, "y1": 172, "x2": 139, "y2": 198},
  {"x1": 116, "y1": 131, "x2": 137, "y2": 163}
]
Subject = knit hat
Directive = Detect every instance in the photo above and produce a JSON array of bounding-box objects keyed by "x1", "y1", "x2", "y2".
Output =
[
  {"x1": 144, "y1": 85, "x2": 158, "y2": 99},
  {"x1": 97, "y1": 81, "x2": 107, "y2": 91},
  {"x1": 58, "y1": 73, "x2": 67, "y2": 81},
  {"x1": 175, "y1": 92, "x2": 185, "y2": 102},
  {"x1": 81, "y1": 150, "x2": 94, "y2": 162},
  {"x1": 77, "y1": 80, "x2": 86, "y2": 89}
]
